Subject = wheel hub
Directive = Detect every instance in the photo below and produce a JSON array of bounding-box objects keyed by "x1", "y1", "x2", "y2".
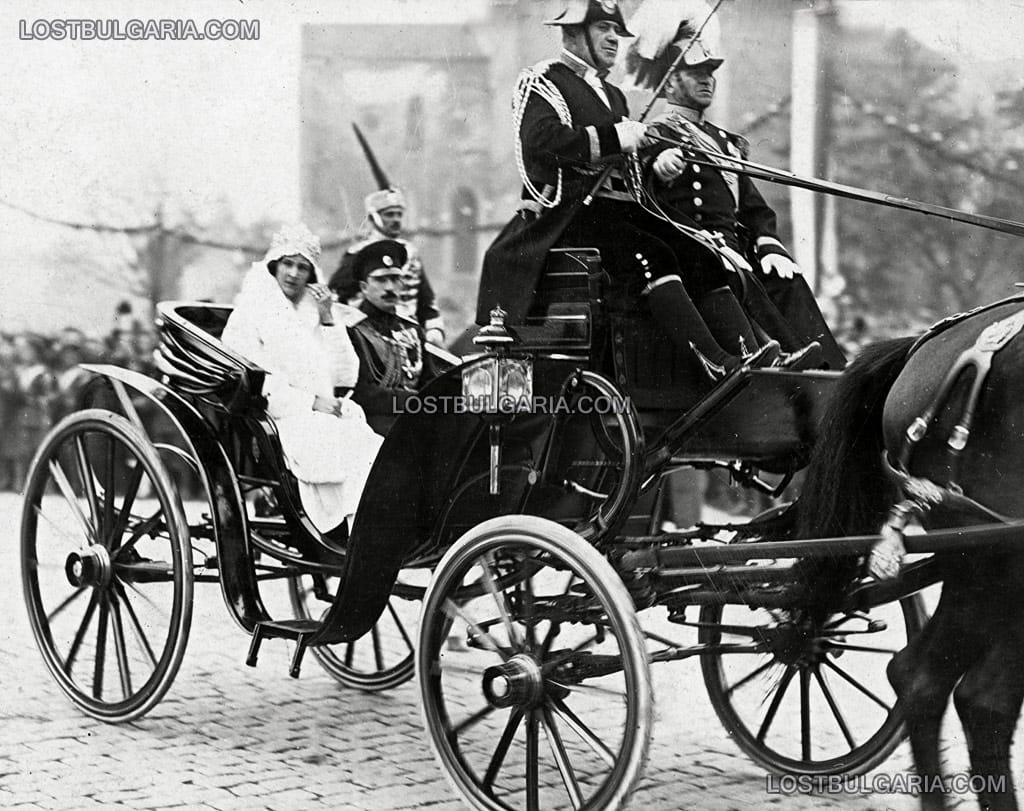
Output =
[
  {"x1": 65, "y1": 545, "x2": 113, "y2": 588},
  {"x1": 482, "y1": 654, "x2": 545, "y2": 709},
  {"x1": 767, "y1": 621, "x2": 822, "y2": 666}
]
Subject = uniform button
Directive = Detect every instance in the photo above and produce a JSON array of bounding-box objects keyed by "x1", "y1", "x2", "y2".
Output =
[
  {"x1": 693, "y1": 165, "x2": 701, "y2": 174},
  {"x1": 694, "y1": 197, "x2": 703, "y2": 206},
  {"x1": 694, "y1": 213, "x2": 703, "y2": 221},
  {"x1": 719, "y1": 130, "x2": 726, "y2": 138},
  {"x1": 692, "y1": 181, "x2": 702, "y2": 191}
]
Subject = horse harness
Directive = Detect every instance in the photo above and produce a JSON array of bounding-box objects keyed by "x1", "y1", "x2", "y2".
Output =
[{"x1": 880, "y1": 295, "x2": 1024, "y2": 540}]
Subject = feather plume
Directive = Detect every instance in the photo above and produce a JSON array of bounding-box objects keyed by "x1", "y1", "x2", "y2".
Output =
[{"x1": 621, "y1": 0, "x2": 722, "y2": 91}]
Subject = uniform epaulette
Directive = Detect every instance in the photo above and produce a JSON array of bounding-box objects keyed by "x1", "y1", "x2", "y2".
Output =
[
  {"x1": 526, "y1": 58, "x2": 560, "y2": 78},
  {"x1": 707, "y1": 120, "x2": 750, "y2": 159}
]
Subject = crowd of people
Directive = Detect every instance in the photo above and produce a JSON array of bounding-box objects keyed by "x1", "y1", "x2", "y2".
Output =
[{"x1": 0, "y1": 325, "x2": 158, "y2": 492}]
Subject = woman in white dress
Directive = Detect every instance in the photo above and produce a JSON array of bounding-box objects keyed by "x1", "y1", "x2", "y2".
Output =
[{"x1": 222, "y1": 224, "x2": 384, "y2": 534}]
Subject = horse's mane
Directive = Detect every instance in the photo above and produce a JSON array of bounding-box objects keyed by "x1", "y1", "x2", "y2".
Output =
[{"x1": 796, "y1": 336, "x2": 918, "y2": 541}]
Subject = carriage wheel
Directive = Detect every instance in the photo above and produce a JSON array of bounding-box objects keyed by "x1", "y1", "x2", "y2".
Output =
[
  {"x1": 545, "y1": 371, "x2": 642, "y2": 543},
  {"x1": 698, "y1": 594, "x2": 926, "y2": 775},
  {"x1": 287, "y1": 570, "x2": 426, "y2": 691},
  {"x1": 21, "y1": 410, "x2": 193, "y2": 722},
  {"x1": 418, "y1": 516, "x2": 652, "y2": 811}
]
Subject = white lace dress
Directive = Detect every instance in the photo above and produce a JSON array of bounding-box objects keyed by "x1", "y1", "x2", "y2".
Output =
[{"x1": 221, "y1": 265, "x2": 383, "y2": 531}]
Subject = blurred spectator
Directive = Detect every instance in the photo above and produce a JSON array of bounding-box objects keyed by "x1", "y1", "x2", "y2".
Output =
[{"x1": 8, "y1": 335, "x2": 58, "y2": 491}]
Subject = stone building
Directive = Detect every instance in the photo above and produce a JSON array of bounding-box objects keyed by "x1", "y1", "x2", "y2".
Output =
[{"x1": 299, "y1": 1, "x2": 802, "y2": 335}]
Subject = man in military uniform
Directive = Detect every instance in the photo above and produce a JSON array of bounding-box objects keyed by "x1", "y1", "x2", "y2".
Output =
[
  {"x1": 629, "y1": 11, "x2": 845, "y2": 368},
  {"x1": 478, "y1": 0, "x2": 786, "y2": 386},
  {"x1": 330, "y1": 187, "x2": 446, "y2": 347},
  {"x1": 347, "y1": 239, "x2": 440, "y2": 435}
]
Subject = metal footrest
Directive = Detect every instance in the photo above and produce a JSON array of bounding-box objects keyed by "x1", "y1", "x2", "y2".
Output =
[{"x1": 246, "y1": 619, "x2": 321, "y2": 678}]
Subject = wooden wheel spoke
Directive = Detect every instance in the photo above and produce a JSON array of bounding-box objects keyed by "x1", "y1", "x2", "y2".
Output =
[
  {"x1": 483, "y1": 708, "x2": 524, "y2": 792},
  {"x1": 344, "y1": 642, "x2": 355, "y2": 668},
  {"x1": 73, "y1": 435, "x2": 101, "y2": 534},
  {"x1": 526, "y1": 710, "x2": 540, "y2": 811},
  {"x1": 114, "y1": 511, "x2": 164, "y2": 560},
  {"x1": 93, "y1": 595, "x2": 110, "y2": 699},
  {"x1": 385, "y1": 600, "x2": 414, "y2": 654},
  {"x1": 799, "y1": 666, "x2": 811, "y2": 762},
  {"x1": 371, "y1": 625, "x2": 384, "y2": 671},
  {"x1": 112, "y1": 580, "x2": 158, "y2": 667},
  {"x1": 48, "y1": 459, "x2": 97, "y2": 545},
  {"x1": 537, "y1": 572, "x2": 577, "y2": 658},
  {"x1": 107, "y1": 465, "x2": 145, "y2": 550},
  {"x1": 541, "y1": 706, "x2": 583, "y2": 810},
  {"x1": 480, "y1": 552, "x2": 522, "y2": 649},
  {"x1": 813, "y1": 665, "x2": 857, "y2": 749},
  {"x1": 32, "y1": 502, "x2": 88, "y2": 550},
  {"x1": 46, "y1": 586, "x2": 88, "y2": 624},
  {"x1": 453, "y1": 702, "x2": 496, "y2": 736},
  {"x1": 108, "y1": 592, "x2": 133, "y2": 699},
  {"x1": 442, "y1": 599, "x2": 510, "y2": 661},
  {"x1": 821, "y1": 658, "x2": 892, "y2": 711},
  {"x1": 64, "y1": 590, "x2": 100, "y2": 675},
  {"x1": 549, "y1": 697, "x2": 615, "y2": 767},
  {"x1": 724, "y1": 658, "x2": 776, "y2": 698},
  {"x1": 547, "y1": 680, "x2": 626, "y2": 701},
  {"x1": 756, "y1": 664, "x2": 797, "y2": 743},
  {"x1": 103, "y1": 433, "x2": 117, "y2": 540}
]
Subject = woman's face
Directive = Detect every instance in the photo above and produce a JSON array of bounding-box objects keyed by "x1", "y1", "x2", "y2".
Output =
[{"x1": 273, "y1": 254, "x2": 315, "y2": 303}]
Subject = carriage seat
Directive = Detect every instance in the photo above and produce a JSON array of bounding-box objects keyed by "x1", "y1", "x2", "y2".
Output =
[
  {"x1": 154, "y1": 302, "x2": 267, "y2": 414},
  {"x1": 514, "y1": 248, "x2": 604, "y2": 359}
]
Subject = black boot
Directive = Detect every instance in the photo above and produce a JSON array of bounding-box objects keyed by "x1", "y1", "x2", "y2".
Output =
[
  {"x1": 647, "y1": 279, "x2": 779, "y2": 384},
  {"x1": 696, "y1": 286, "x2": 761, "y2": 357},
  {"x1": 647, "y1": 278, "x2": 741, "y2": 380}
]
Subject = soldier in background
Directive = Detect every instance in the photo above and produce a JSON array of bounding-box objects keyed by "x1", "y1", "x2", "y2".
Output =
[{"x1": 329, "y1": 125, "x2": 445, "y2": 346}]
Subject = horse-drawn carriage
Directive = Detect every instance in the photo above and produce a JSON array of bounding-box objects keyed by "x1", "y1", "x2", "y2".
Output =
[{"x1": 23, "y1": 238, "x2": 977, "y2": 810}]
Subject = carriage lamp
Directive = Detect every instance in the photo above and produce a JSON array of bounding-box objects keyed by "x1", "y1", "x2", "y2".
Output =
[
  {"x1": 463, "y1": 306, "x2": 533, "y2": 414},
  {"x1": 464, "y1": 306, "x2": 535, "y2": 495}
]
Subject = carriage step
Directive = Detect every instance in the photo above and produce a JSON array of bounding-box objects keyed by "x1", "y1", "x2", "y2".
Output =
[{"x1": 246, "y1": 619, "x2": 321, "y2": 678}]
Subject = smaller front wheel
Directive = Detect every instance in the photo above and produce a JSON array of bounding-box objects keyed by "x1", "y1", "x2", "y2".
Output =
[
  {"x1": 699, "y1": 595, "x2": 926, "y2": 775},
  {"x1": 418, "y1": 515, "x2": 652, "y2": 811}
]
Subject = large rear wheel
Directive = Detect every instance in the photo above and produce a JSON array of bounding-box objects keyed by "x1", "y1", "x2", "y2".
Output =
[
  {"x1": 418, "y1": 516, "x2": 652, "y2": 810},
  {"x1": 699, "y1": 594, "x2": 926, "y2": 775},
  {"x1": 21, "y1": 410, "x2": 193, "y2": 722}
]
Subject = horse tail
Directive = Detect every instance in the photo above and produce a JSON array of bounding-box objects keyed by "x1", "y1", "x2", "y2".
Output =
[
  {"x1": 796, "y1": 336, "x2": 917, "y2": 540},
  {"x1": 792, "y1": 336, "x2": 917, "y2": 611}
]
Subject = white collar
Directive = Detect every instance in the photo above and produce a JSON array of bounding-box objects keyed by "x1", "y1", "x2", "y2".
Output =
[
  {"x1": 560, "y1": 49, "x2": 607, "y2": 83},
  {"x1": 667, "y1": 101, "x2": 704, "y2": 124}
]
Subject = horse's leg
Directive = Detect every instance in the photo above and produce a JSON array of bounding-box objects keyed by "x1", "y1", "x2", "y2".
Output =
[
  {"x1": 889, "y1": 582, "x2": 984, "y2": 811},
  {"x1": 952, "y1": 590, "x2": 1024, "y2": 811}
]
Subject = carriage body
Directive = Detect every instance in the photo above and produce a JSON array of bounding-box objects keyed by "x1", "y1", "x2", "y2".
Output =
[{"x1": 19, "y1": 248, "x2": 936, "y2": 810}]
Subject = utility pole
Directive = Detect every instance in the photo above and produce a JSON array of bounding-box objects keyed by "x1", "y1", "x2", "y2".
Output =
[
  {"x1": 148, "y1": 203, "x2": 167, "y2": 322},
  {"x1": 789, "y1": 0, "x2": 839, "y2": 305}
]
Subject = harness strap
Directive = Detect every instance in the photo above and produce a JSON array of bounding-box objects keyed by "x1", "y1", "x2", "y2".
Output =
[{"x1": 896, "y1": 306, "x2": 1024, "y2": 489}]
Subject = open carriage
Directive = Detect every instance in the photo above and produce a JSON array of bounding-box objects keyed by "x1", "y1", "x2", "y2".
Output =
[{"x1": 21, "y1": 246, "x2": 940, "y2": 810}]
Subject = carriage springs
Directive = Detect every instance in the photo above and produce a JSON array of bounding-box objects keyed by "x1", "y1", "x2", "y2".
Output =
[{"x1": 392, "y1": 393, "x2": 633, "y2": 415}]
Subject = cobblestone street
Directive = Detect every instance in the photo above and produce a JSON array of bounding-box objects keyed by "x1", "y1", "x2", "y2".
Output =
[{"x1": 0, "y1": 493, "x2": 1002, "y2": 810}]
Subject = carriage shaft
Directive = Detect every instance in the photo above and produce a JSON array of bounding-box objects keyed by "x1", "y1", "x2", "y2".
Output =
[{"x1": 618, "y1": 520, "x2": 1024, "y2": 570}]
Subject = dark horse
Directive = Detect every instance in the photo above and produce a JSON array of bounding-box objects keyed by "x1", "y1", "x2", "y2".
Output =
[{"x1": 796, "y1": 296, "x2": 1024, "y2": 811}]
